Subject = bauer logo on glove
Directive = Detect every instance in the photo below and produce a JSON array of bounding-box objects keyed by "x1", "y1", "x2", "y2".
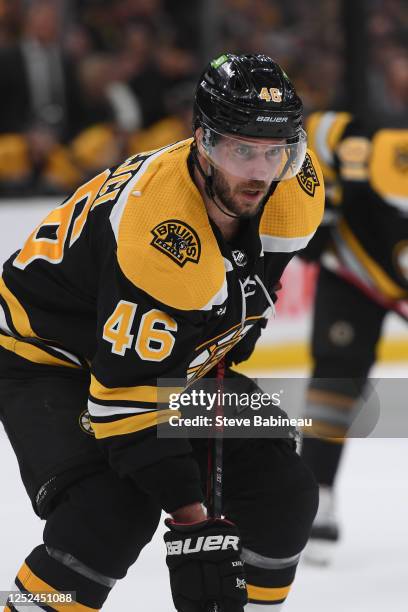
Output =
[
  {"x1": 164, "y1": 518, "x2": 247, "y2": 611},
  {"x1": 166, "y1": 534, "x2": 240, "y2": 555}
]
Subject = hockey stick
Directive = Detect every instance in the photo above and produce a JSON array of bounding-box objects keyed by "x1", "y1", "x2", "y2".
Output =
[
  {"x1": 321, "y1": 254, "x2": 408, "y2": 323},
  {"x1": 206, "y1": 358, "x2": 226, "y2": 612},
  {"x1": 206, "y1": 357, "x2": 226, "y2": 518}
]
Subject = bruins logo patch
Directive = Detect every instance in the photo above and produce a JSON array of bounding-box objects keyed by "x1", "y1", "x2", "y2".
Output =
[
  {"x1": 79, "y1": 410, "x2": 94, "y2": 436},
  {"x1": 296, "y1": 153, "x2": 320, "y2": 196},
  {"x1": 151, "y1": 219, "x2": 201, "y2": 267}
]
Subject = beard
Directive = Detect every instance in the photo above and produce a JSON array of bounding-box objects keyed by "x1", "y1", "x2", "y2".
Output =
[{"x1": 211, "y1": 168, "x2": 270, "y2": 218}]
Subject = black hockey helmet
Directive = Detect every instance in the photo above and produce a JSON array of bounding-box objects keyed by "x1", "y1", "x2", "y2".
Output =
[
  {"x1": 193, "y1": 53, "x2": 307, "y2": 182},
  {"x1": 194, "y1": 53, "x2": 304, "y2": 140}
]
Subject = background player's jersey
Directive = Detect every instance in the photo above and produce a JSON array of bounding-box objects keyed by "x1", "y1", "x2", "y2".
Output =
[
  {"x1": 0, "y1": 139, "x2": 324, "y2": 510},
  {"x1": 306, "y1": 112, "x2": 408, "y2": 300}
]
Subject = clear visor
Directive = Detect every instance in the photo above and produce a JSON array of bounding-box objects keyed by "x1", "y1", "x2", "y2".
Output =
[{"x1": 198, "y1": 125, "x2": 307, "y2": 182}]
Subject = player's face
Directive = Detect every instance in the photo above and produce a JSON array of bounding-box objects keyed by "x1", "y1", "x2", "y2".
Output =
[
  {"x1": 212, "y1": 136, "x2": 285, "y2": 217},
  {"x1": 211, "y1": 166, "x2": 270, "y2": 218},
  {"x1": 199, "y1": 132, "x2": 286, "y2": 217}
]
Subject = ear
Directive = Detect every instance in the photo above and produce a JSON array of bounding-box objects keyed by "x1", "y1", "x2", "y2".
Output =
[
  {"x1": 194, "y1": 127, "x2": 203, "y2": 145},
  {"x1": 194, "y1": 128, "x2": 208, "y2": 167}
]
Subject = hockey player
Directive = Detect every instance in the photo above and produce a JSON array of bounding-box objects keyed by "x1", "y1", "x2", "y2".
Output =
[
  {"x1": 0, "y1": 54, "x2": 323, "y2": 611},
  {"x1": 300, "y1": 112, "x2": 408, "y2": 563}
]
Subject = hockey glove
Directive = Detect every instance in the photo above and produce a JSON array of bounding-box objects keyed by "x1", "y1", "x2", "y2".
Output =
[{"x1": 164, "y1": 518, "x2": 247, "y2": 612}]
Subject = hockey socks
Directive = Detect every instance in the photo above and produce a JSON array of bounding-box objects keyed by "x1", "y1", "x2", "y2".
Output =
[
  {"x1": 6, "y1": 545, "x2": 112, "y2": 611},
  {"x1": 243, "y1": 549, "x2": 299, "y2": 608}
]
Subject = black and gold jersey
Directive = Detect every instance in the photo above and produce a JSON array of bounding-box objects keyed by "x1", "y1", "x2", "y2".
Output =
[
  {"x1": 307, "y1": 112, "x2": 408, "y2": 300},
  {"x1": 0, "y1": 139, "x2": 324, "y2": 510}
]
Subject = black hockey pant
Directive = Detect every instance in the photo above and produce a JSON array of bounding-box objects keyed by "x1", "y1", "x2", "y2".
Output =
[{"x1": 0, "y1": 374, "x2": 318, "y2": 610}]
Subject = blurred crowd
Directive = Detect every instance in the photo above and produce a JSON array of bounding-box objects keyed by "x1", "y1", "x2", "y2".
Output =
[
  {"x1": 0, "y1": 0, "x2": 406, "y2": 196},
  {"x1": 220, "y1": 0, "x2": 408, "y2": 121}
]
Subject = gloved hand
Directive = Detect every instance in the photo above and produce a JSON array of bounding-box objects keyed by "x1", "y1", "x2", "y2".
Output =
[{"x1": 164, "y1": 517, "x2": 247, "y2": 612}]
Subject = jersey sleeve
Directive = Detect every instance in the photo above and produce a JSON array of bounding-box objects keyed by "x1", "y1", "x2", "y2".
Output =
[
  {"x1": 85, "y1": 141, "x2": 231, "y2": 513},
  {"x1": 89, "y1": 255, "x2": 206, "y2": 512}
]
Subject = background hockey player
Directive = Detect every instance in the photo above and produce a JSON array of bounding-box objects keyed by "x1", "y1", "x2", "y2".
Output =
[
  {"x1": 0, "y1": 54, "x2": 323, "y2": 611},
  {"x1": 300, "y1": 111, "x2": 408, "y2": 563}
]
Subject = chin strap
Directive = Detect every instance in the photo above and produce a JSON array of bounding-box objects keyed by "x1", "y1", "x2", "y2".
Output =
[{"x1": 259, "y1": 180, "x2": 278, "y2": 209}]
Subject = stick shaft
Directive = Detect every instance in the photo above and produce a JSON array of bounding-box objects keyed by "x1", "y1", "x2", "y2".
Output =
[
  {"x1": 212, "y1": 358, "x2": 225, "y2": 518},
  {"x1": 206, "y1": 359, "x2": 226, "y2": 612}
]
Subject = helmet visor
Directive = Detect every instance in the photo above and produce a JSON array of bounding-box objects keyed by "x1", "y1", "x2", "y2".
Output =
[{"x1": 198, "y1": 125, "x2": 307, "y2": 182}]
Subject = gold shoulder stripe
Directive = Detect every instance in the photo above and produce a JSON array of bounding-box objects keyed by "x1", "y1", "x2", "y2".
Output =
[
  {"x1": 91, "y1": 409, "x2": 177, "y2": 439},
  {"x1": 260, "y1": 148, "x2": 324, "y2": 247},
  {"x1": 116, "y1": 140, "x2": 226, "y2": 310},
  {"x1": 17, "y1": 562, "x2": 99, "y2": 611},
  {"x1": 110, "y1": 142, "x2": 191, "y2": 243}
]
